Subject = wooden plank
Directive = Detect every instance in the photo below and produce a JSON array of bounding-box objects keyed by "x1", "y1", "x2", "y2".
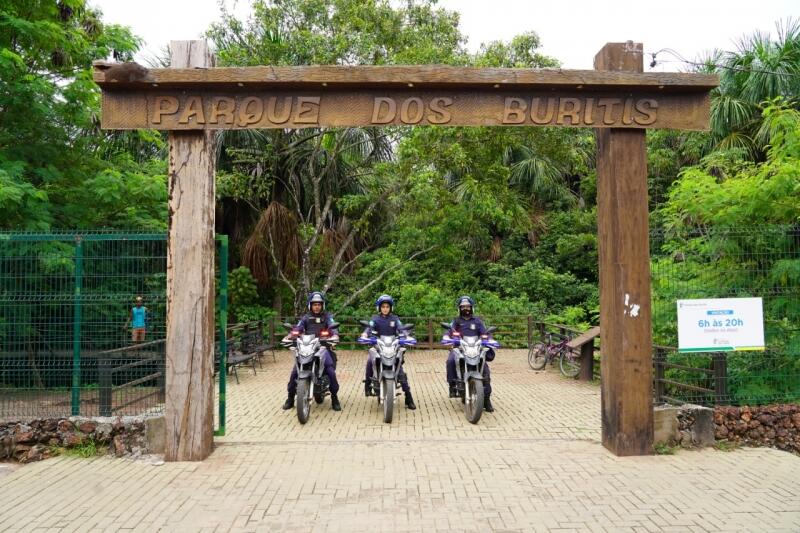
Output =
[
  {"x1": 93, "y1": 62, "x2": 718, "y2": 91},
  {"x1": 566, "y1": 326, "x2": 601, "y2": 349},
  {"x1": 164, "y1": 40, "x2": 216, "y2": 462},
  {"x1": 98, "y1": 88, "x2": 710, "y2": 131},
  {"x1": 595, "y1": 42, "x2": 654, "y2": 457},
  {"x1": 660, "y1": 379, "x2": 713, "y2": 394}
]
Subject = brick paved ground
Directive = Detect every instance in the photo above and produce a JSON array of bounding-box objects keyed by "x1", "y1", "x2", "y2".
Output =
[{"x1": 1, "y1": 349, "x2": 799, "y2": 532}]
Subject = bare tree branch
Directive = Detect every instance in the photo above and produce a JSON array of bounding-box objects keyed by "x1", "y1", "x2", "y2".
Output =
[
  {"x1": 266, "y1": 231, "x2": 297, "y2": 297},
  {"x1": 338, "y1": 246, "x2": 436, "y2": 310},
  {"x1": 321, "y1": 181, "x2": 400, "y2": 292}
]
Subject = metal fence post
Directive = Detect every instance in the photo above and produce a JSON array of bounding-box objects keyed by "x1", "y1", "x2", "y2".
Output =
[
  {"x1": 71, "y1": 237, "x2": 83, "y2": 416},
  {"x1": 215, "y1": 235, "x2": 228, "y2": 436},
  {"x1": 712, "y1": 352, "x2": 729, "y2": 406},
  {"x1": 427, "y1": 319, "x2": 434, "y2": 350}
]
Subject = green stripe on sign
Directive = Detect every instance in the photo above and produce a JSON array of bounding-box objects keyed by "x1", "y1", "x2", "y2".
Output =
[{"x1": 678, "y1": 346, "x2": 734, "y2": 353}]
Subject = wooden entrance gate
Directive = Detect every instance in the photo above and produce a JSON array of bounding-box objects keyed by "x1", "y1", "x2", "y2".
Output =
[{"x1": 93, "y1": 40, "x2": 716, "y2": 460}]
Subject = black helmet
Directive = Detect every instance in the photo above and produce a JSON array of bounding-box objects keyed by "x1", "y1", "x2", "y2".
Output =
[
  {"x1": 456, "y1": 295, "x2": 475, "y2": 310},
  {"x1": 307, "y1": 291, "x2": 326, "y2": 311},
  {"x1": 375, "y1": 294, "x2": 394, "y2": 313},
  {"x1": 457, "y1": 295, "x2": 475, "y2": 317}
]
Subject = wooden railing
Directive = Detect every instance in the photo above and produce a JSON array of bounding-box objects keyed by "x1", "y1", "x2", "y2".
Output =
[
  {"x1": 653, "y1": 346, "x2": 729, "y2": 406},
  {"x1": 97, "y1": 339, "x2": 165, "y2": 416}
]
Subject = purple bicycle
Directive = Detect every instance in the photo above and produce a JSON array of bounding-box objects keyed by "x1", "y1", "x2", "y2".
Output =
[{"x1": 528, "y1": 332, "x2": 580, "y2": 378}]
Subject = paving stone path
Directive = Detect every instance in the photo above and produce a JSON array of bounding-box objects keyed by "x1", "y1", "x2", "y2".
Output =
[{"x1": 1, "y1": 350, "x2": 798, "y2": 532}]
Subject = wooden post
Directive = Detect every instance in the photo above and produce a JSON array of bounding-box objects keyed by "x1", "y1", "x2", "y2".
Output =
[
  {"x1": 579, "y1": 342, "x2": 594, "y2": 381},
  {"x1": 654, "y1": 348, "x2": 666, "y2": 404},
  {"x1": 164, "y1": 40, "x2": 216, "y2": 462},
  {"x1": 427, "y1": 319, "x2": 434, "y2": 350},
  {"x1": 99, "y1": 356, "x2": 112, "y2": 417},
  {"x1": 595, "y1": 42, "x2": 654, "y2": 456},
  {"x1": 526, "y1": 316, "x2": 533, "y2": 348},
  {"x1": 712, "y1": 353, "x2": 729, "y2": 405}
]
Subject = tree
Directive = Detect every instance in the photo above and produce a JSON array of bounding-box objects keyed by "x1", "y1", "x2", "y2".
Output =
[
  {"x1": 710, "y1": 19, "x2": 800, "y2": 158},
  {"x1": 0, "y1": 0, "x2": 167, "y2": 230},
  {"x1": 207, "y1": 0, "x2": 471, "y2": 313}
]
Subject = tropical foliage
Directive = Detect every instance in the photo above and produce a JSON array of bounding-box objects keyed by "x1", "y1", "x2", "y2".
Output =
[{"x1": 1, "y1": 1, "x2": 799, "y2": 402}]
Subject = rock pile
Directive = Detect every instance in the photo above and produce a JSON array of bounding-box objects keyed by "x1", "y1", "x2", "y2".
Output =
[
  {"x1": 715, "y1": 405, "x2": 800, "y2": 454},
  {"x1": 0, "y1": 416, "x2": 159, "y2": 463}
]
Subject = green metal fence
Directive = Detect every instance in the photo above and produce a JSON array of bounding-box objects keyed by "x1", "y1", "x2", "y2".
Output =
[
  {"x1": 650, "y1": 225, "x2": 800, "y2": 406},
  {"x1": 0, "y1": 232, "x2": 229, "y2": 426}
]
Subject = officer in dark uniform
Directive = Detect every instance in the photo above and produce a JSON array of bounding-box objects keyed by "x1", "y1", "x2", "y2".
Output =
[
  {"x1": 445, "y1": 295, "x2": 495, "y2": 412},
  {"x1": 282, "y1": 292, "x2": 342, "y2": 411},
  {"x1": 361, "y1": 294, "x2": 416, "y2": 410}
]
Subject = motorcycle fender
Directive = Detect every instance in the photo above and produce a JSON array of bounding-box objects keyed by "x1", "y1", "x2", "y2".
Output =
[
  {"x1": 297, "y1": 369, "x2": 313, "y2": 380},
  {"x1": 382, "y1": 369, "x2": 396, "y2": 380},
  {"x1": 466, "y1": 370, "x2": 483, "y2": 382}
]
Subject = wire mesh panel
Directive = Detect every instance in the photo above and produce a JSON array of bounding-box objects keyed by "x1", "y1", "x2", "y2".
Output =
[
  {"x1": 0, "y1": 233, "x2": 167, "y2": 420},
  {"x1": 651, "y1": 225, "x2": 800, "y2": 406}
]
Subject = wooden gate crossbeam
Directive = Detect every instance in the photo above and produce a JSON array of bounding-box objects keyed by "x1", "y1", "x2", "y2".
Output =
[{"x1": 93, "y1": 63, "x2": 716, "y2": 131}]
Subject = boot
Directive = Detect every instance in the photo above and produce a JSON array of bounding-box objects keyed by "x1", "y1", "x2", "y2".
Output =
[
  {"x1": 405, "y1": 391, "x2": 417, "y2": 410},
  {"x1": 364, "y1": 381, "x2": 372, "y2": 397},
  {"x1": 484, "y1": 394, "x2": 494, "y2": 413},
  {"x1": 448, "y1": 382, "x2": 458, "y2": 398},
  {"x1": 282, "y1": 394, "x2": 294, "y2": 410},
  {"x1": 331, "y1": 393, "x2": 342, "y2": 411}
]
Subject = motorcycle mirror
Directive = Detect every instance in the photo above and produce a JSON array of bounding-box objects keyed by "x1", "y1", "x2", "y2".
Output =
[
  {"x1": 282, "y1": 322, "x2": 295, "y2": 330},
  {"x1": 402, "y1": 324, "x2": 415, "y2": 330},
  {"x1": 328, "y1": 321, "x2": 340, "y2": 329},
  {"x1": 359, "y1": 319, "x2": 371, "y2": 327},
  {"x1": 440, "y1": 322, "x2": 451, "y2": 329},
  {"x1": 485, "y1": 326, "x2": 498, "y2": 334}
]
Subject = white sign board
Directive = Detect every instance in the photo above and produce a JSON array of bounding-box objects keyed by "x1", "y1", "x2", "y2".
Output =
[{"x1": 677, "y1": 298, "x2": 765, "y2": 353}]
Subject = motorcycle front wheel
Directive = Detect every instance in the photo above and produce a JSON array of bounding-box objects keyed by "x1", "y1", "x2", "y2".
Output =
[
  {"x1": 296, "y1": 379, "x2": 311, "y2": 424},
  {"x1": 383, "y1": 379, "x2": 395, "y2": 423},
  {"x1": 465, "y1": 378, "x2": 484, "y2": 424}
]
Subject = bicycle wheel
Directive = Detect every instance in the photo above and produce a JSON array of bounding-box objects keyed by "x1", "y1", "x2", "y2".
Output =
[
  {"x1": 528, "y1": 342, "x2": 548, "y2": 370},
  {"x1": 559, "y1": 350, "x2": 581, "y2": 378}
]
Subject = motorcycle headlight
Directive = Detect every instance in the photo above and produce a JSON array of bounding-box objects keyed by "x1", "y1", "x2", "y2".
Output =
[{"x1": 380, "y1": 347, "x2": 395, "y2": 359}]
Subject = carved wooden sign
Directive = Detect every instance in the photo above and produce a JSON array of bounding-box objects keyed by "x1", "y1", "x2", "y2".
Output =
[{"x1": 94, "y1": 65, "x2": 717, "y2": 131}]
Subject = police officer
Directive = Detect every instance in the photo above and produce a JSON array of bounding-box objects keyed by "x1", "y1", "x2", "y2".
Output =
[
  {"x1": 445, "y1": 295, "x2": 495, "y2": 412},
  {"x1": 361, "y1": 295, "x2": 416, "y2": 410},
  {"x1": 282, "y1": 292, "x2": 342, "y2": 411}
]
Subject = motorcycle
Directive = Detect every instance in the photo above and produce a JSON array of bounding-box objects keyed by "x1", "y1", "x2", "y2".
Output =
[
  {"x1": 358, "y1": 320, "x2": 416, "y2": 423},
  {"x1": 281, "y1": 321, "x2": 339, "y2": 424},
  {"x1": 441, "y1": 323, "x2": 500, "y2": 424}
]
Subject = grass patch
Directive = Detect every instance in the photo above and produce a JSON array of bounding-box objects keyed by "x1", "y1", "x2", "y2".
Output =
[
  {"x1": 63, "y1": 439, "x2": 106, "y2": 458},
  {"x1": 713, "y1": 439, "x2": 740, "y2": 452},
  {"x1": 654, "y1": 441, "x2": 680, "y2": 455}
]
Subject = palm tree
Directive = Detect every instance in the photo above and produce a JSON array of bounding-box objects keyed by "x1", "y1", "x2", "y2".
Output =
[
  {"x1": 217, "y1": 125, "x2": 394, "y2": 313},
  {"x1": 711, "y1": 19, "x2": 800, "y2": 158}
]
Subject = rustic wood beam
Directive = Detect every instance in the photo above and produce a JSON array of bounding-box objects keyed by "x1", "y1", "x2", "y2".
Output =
[
  {"x1": 164, "y1": 40, "x2": 216, "y2": 462},
  {"x1": 93, "y1": 63, "x2": 717, "y2": 91},
  {"x1": 94, "y1": 64, "x2": 716, "y2": 131},
  {"x1": 595, "y1": 42, "x2": 655, "y2": 457}
]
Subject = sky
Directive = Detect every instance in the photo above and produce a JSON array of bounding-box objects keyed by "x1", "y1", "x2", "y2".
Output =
[{"x1": 91, "y1": 0, "x2": 798, "y2": 70}]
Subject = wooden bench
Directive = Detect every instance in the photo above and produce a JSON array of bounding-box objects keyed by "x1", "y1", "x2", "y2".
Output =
[{"x1": 566, "y1": 326, "x2": 600, "y2": 381}]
